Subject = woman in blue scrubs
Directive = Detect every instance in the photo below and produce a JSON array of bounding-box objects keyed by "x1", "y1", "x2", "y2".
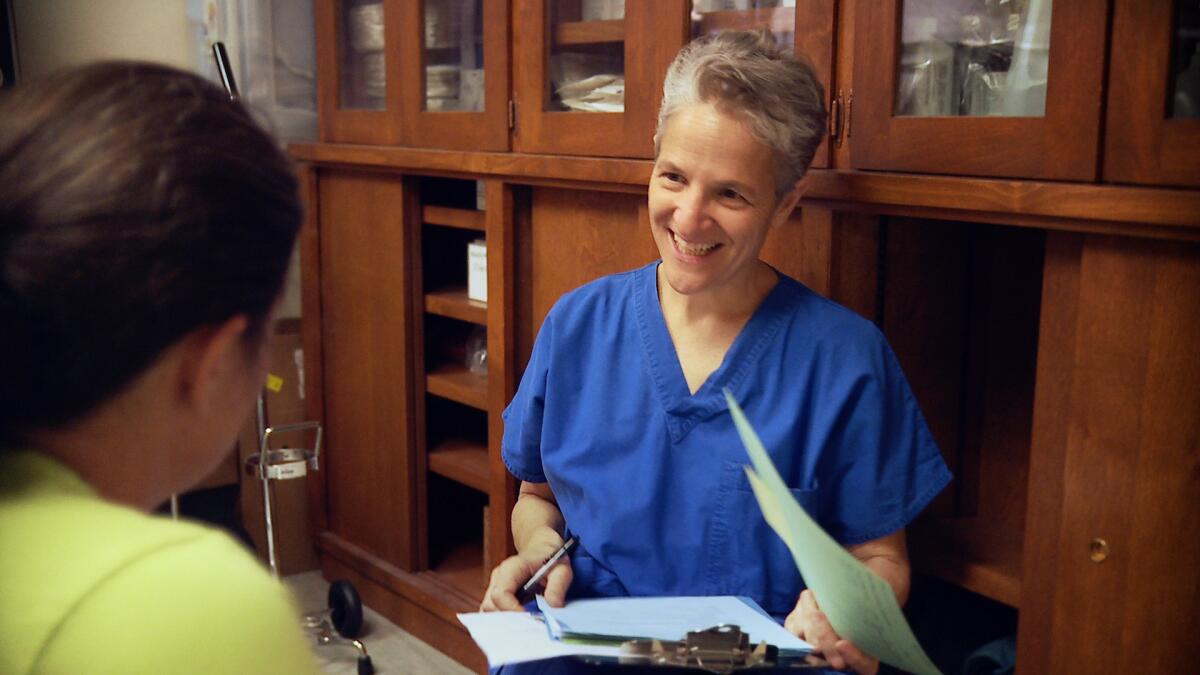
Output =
[{"x1": 482, "y1": 31, "x2": 951, "y2": 674}]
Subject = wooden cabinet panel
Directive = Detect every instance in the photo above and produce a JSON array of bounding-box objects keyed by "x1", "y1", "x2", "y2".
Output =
[
  {"x1": 317, "y1": 170, "x2": 419, "y2": 570},
  {"x1": 526, "y1": 187, "x2": 657, "y2": 327},
  {"x1": 851, "y1": 0, "x2": 1108, "y2": 180},
  {"x1": 1020, "y1": 232, "x2": 1200, "y2": 671},
  {"x1": 398, "y1": 0, "x2": 511, "y2": 151},
  {"x1": 1104, "y1": 0, "x2": 1200, "y2": 187},
  {"x1": 512, "y1": 1, "x2": 690, "y2": 158},
  {"x1": 316, "y1": 0, "x2": 403, "y2": 144},
  {"x1": 793, "y1": 0, "x2": 837, "y2": 169}
]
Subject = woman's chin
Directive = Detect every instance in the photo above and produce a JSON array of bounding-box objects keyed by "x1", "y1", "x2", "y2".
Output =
[{"x1": 661, "y1": 265, "x2": 715, "y2": 297}]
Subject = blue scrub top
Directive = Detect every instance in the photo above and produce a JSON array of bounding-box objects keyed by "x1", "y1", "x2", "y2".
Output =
[{"x1": 503, "y1": 262, "x2": 951, "y2": 617}]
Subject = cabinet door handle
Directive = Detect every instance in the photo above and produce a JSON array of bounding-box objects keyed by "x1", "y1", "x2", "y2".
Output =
[{"x1": 1089, "y1": 538, "x2": 1110, "y2": 563}]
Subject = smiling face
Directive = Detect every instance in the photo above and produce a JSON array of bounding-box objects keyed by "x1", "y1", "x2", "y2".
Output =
[{"x1": 649, "y1": 102, "x2": 800, "y2": 303}]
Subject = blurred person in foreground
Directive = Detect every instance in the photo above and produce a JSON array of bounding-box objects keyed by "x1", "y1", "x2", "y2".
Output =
[{"x1": 0, "y1": 61, "x2": 321, "y2": 674}]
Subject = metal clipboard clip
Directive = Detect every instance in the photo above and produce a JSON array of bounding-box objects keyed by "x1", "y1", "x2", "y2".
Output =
[{"x1": 587, "y1": 625, "x2": 829, "y2": 672}]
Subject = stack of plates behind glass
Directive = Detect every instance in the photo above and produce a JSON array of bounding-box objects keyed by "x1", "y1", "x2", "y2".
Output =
[{"x1": 427, "y1": 64, "x2": 461, "y2": 111}]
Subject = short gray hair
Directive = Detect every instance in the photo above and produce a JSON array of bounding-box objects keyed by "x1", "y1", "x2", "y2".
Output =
[{"x1": 654, "y1": 30, "x2": 826, "y2": 196}]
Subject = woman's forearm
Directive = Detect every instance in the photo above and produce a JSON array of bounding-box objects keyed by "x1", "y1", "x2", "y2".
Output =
[
  {"x1": 511, "y1": 481, "x2": 566, "y2": 553},
  {"x1": 847, "y1": 529, "x2": 911, "y2": 606}
]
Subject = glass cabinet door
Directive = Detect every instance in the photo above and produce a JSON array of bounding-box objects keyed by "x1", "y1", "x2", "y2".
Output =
[
  {"x1": 548, "y1": 0, "x2": 627, "y2": 115},
  {"x1": 512, "y1": 0, "x2": 690, "y2": 158},
  {"x1": 851, "y1": 0, "x2": 1107, "y2": 180},
  {"x1": 398, "y1": 0, "x2": 510, "y2": 151},
  {"x1": 1104, "y1": 0, "x2": 1200, "y2": 187},
  {"x1": 316, "y1": 0, "x2": 402, "y2": 143},
  {"x1": 686, "y1": 0, "x2": 837, "y2": 168}
]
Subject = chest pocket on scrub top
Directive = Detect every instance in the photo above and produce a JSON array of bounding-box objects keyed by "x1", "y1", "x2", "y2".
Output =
[{"x1": 708, "y1": 460, "x2": 820, "y2": 616}]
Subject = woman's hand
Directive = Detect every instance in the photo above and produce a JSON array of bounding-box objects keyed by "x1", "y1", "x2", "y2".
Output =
[
  {"x1": 479, "y1": 532, "x2": 574, "y2": 611},
  {"x1": 784, "y1": 589, "x2": 879, "y2": 674}
]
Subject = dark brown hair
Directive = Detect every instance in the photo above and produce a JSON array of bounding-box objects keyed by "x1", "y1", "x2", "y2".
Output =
[{"x1": 0, "y1": 61, "x2": 301, "y2": 444}]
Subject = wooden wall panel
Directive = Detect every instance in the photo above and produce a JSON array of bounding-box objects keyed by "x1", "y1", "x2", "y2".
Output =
[
  {"x1": 1021, "y1": 233, "x2": 1200, "y2": 672},
  {"x1": 527, "y1": 188, "x2": 656, "y2": 332},
  {"x1": 880, "y1": 218, "x2": 971, "y2": 513},
  {"x1": 318, "y1": 170, "x2": 419, "y2": 570}
]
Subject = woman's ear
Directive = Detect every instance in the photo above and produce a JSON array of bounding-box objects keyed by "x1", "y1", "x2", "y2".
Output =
[
  {"x1": 770, "y1": 174, "x2": 810, "y2": 228},
  {"x1": 177, "y1": 315, "x2": 250, "y2": 415}
]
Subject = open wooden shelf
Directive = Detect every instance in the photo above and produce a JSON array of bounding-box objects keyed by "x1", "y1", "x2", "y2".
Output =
[
  {"x1": 428, "y1": 438, "x2": 490, "y2": 493},
  {"x1": 555, "y1": 19, "x2": 624, "y2": 45},
  {"x1": 426, "y1": 364, "x2": 488, "y2": 410},
  {"x1": 908, "y1": 516, "x2": 1023, "y2": 608},
  {"x1": 695, "y1": 7, "x2": 794, "y2": 35},
  {"x1": 422, "y1": 205, "x2": 485, "y2": 231},
  {"x1": 425, "y1": 287, "x2": 487, "y2": 325},
  {"x1": 426, "y1": 539, "x2": 486, "y2": 603}
]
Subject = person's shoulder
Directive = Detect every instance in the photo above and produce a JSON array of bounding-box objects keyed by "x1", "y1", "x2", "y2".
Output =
[
  {"x1": 776, "y1": 273, "x2": 885, "y2": 348},
  {"x1": 37, "y1": 525, "x2": 320, "y2": 674}
]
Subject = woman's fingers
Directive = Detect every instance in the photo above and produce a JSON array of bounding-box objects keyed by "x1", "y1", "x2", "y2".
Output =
[
  {"x1": 480, "y1": 556, "x2": 531, "y2": 612},
  {"x1": 541, "y1": 558, "x2": 574, "y2": 607},
  {"x1": 797, "y1": 590, "x2": 847, "y2": 670},
  {"x1": 834, "y1": 639, "x2": 880, "y2": 675}
]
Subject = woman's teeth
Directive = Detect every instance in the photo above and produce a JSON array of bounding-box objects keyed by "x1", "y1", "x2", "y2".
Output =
[{"x1": 672, "y1": 231, "x2": 719, "y2": 256}]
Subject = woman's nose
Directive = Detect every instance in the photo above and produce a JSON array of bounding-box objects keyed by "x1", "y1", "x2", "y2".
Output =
[{"x1": 673, "y1": 189, "x2": 708, "y2": 233}]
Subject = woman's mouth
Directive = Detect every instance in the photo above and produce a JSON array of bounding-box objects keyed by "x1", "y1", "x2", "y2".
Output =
[{"x1": 671, "y1": 230, "x2": 720, "y2": 257}]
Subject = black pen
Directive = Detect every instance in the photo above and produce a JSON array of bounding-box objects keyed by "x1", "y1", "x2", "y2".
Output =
[{"x1": 517, "y1": 534, "x2": 579, "y2": 605}]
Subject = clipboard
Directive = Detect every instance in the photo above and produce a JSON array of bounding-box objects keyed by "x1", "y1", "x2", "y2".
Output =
[{"x1": 574, "y1": 624, "x2": 830, "y2": 672}]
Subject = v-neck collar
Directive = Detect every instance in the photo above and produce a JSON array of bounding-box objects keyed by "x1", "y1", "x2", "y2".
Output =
[{"x1": 633, "y1": 261, "x2": 792, "y2": 443}]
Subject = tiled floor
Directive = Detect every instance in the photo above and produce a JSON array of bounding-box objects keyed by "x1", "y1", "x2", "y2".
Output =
[{"x1": 284, "y1": 571, "x2": 476, "y2": 675}]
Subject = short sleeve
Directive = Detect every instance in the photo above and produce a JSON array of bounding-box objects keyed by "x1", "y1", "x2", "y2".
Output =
[
  {"x1": 815, "y1": 335, "x2": 952, "y2": 546},
  {"x1": 36, "y1": 532, "x2": 322, "y2": 675},
  {"x1": 502, "y1": 308, "x2": 556, "y2": 483}
]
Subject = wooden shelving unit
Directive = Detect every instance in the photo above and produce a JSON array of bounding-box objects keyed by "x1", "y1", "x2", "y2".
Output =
[
  {"x1": 422, "y1": 205, "x2": 485, "y2": 231},
  {"x1": 909, "y1": 517, "x2": 1023, "y2": 608},
  {"x1": 425, "y1": 287, "x2": 487, "y2": 325},
  {"x1": 428, "y1": 439, "x2": 490, "y2": 493},
  {"x1": 426, "y1": 364, "x2": 488, "y2": 411},
  {"x1": 427, "y1": 539, "x2": 487, "y2": 601}
]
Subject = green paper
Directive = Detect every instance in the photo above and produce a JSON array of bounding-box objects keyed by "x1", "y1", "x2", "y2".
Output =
[{"x1": 724, "y1": 389, "x2": 943, "y2": 675}]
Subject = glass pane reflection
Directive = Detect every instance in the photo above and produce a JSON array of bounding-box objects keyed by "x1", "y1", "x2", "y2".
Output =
[
  {"x1": 1171, "y1": 0, "x2": 1200, "y2": 118},
  {"x1": 690, "y1": 1, "x2": 796, "y2": 50},
  {"x1": 547, "y1": 0, "x2": 626, "y2": 113},
  {"x1": 340, "y1": 0, "x2": 386, "y2": 109},
  {"x1": 423, "y1": 0, "x2": 485, "y2": 112},
  {"x1": 896, "y1": 0, "x2": 1052, "y2": 117}
]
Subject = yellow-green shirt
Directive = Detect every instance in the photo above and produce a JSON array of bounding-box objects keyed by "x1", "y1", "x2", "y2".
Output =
[{"x1": 0, "y1": 450, "x2": 322, "y2": 674}]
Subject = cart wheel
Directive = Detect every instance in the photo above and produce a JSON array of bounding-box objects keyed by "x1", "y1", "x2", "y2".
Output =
[
  {"x1": 357, "y1": 655, "x2": 375, "y2": 675},
  {"x1": 328, "y1": 579, "x2": 364, "y2": 638}
]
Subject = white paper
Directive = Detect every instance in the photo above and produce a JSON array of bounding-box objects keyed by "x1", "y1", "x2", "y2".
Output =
[
  {"x1": 724, "y1": 389, "x2": 944, "y2": 675},
  {"x1": 457, "y1": 611, "x2": 623, "y2": 667}
]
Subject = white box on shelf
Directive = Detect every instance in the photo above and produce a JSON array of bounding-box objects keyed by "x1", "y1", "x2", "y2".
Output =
[{"x1": 468, "y1": 239, "x2": 487, "y2": 303}]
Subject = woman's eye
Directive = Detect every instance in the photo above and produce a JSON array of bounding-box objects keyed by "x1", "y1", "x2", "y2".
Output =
[
  {"x1": 660, "y1": 172, "x2": 683, "y2": 184},
  {"x1": 720, "y1": 188, "x2": 745, "y2": 202}
]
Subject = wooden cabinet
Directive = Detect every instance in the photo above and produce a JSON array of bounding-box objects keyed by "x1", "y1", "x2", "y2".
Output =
[
  {"x1": 314, "y1": 170, "x2": 419, "y2": 569},
  {"x1": 850, "y1": 0, "x2": 1108, "y2": 180},
  {"x1": 511, "y1": 0, "x2": 688, "y2": 157},
  {"x1": 1104, "y1": 0, "x2": 1200, "y2": 187},
  {"x1": 1019, "y1": 233, "x2": 1200, "y2": 672},
  {"x1": 316, "y1": 0, "x2": 510, "y2": 150}
]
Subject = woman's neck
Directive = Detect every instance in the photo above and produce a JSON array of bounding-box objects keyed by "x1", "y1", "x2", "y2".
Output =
[{"x1": 657, "y1": 260, "x2": 778, "y2": 328}]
